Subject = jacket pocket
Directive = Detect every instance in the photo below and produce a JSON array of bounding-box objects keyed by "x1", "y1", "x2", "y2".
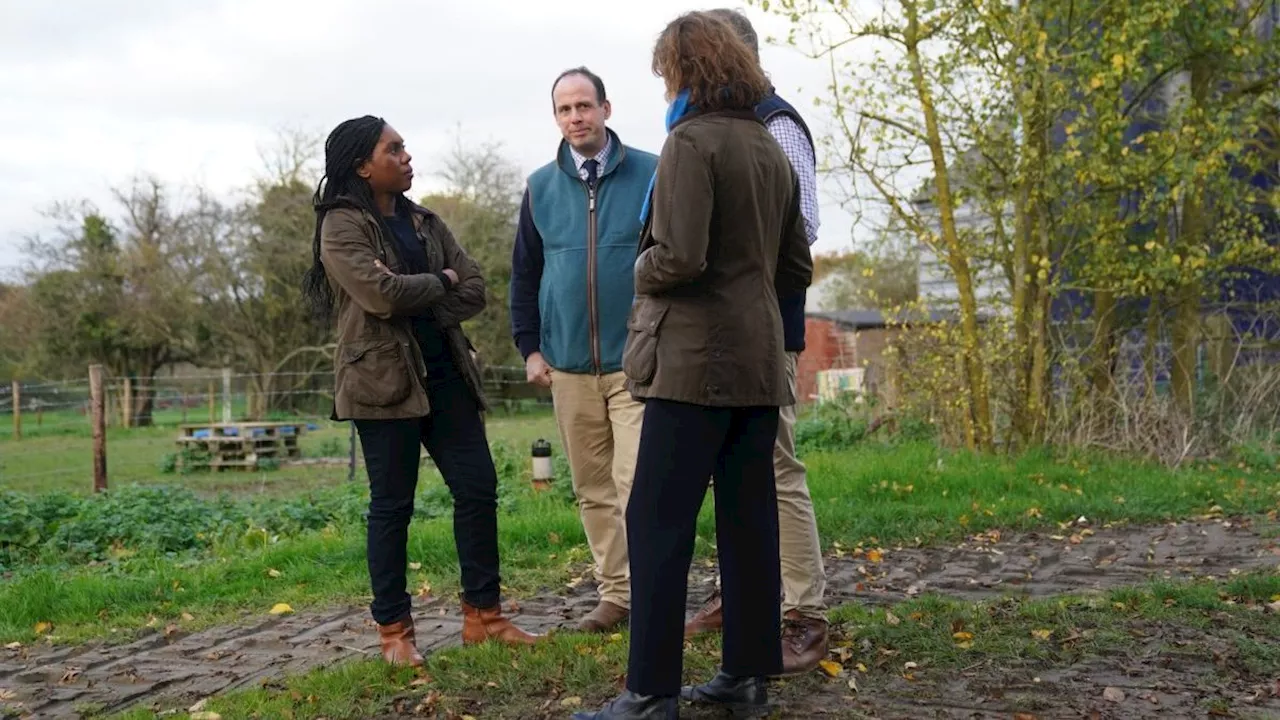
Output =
[
  {"x1": 622, "y1": 299, "x2": 669, "y2": 385},
  {"x1": 338, "y1": 340, "x2": 413, "y2": 407}
]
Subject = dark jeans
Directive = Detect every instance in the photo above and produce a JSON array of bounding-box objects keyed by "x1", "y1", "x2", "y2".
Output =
[
  {"x1": 354, "y1": 379, "x2": 501, "y2": 625},
  {"x1": 625, "y1": 398, "x2": 783, "y2": 696}
]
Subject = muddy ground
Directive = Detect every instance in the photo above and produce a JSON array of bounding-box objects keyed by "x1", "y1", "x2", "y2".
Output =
[{"x1": 3, "y1": 518, "x2": 1280, "y2": 719}]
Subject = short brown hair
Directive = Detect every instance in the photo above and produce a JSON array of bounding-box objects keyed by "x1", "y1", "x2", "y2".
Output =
[{"x1": 651, "y1": 11, "x2": 769, "y2": 112}]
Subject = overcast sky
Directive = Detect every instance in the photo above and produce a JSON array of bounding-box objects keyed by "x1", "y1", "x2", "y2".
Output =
[{"x1": 0, "y1": 0, "x2": 866, "y2": 274}]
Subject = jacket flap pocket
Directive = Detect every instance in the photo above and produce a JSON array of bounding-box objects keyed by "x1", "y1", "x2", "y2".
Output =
[
  {"x1": 626, "y1": 300, "x2": 669, "y2": 336},
  {"x1": 341, "y1": 339, "x2": 395, "y2": 364}
]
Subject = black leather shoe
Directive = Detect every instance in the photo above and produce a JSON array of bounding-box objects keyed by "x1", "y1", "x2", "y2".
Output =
[
  {"x1": 679, "y1": 670, "x2": 771, "y2": 718},
  {"x1": 572, "y1": 691, "x2": 678, "y2": 720}
]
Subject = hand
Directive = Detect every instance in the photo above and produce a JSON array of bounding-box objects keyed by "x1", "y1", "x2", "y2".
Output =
[
  {"x1": 442, "y1": 268, "x2": 459, "y2": 285},
  {"x1": 373, "y1": 259, "x2": 393, "y2": 275},
  {"x1": 525, "y1": 352, "x2": 553, "y2": 388}
]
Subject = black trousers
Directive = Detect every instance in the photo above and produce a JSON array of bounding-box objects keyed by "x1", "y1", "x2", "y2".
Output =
[
  {"x1": 625, "y1": 398, "x2": 783, "y2": 696},
  {"x1": 354, "y1": 379, "x2": 501, "y2": 625}
]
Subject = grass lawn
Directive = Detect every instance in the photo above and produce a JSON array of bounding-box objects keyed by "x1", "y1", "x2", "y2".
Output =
[
  {"x1": 0, "y1": 407, "x2": 559, "y2": 496},
  {"x1": 98, "y1": 574, "x2": 1280, "y2": 719},
  {"x1": 3, "y1": 439, "x2": 1279, "y2": 645}
]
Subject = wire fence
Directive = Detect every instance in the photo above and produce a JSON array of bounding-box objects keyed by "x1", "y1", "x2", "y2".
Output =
[{"x1": 0, "y1": 364, "x2": 549, "y2": 493}]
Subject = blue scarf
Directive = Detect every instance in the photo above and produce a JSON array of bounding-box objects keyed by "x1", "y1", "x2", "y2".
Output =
[{"x1": 638, "y1": 89, "x2": 693, "y2": 224}]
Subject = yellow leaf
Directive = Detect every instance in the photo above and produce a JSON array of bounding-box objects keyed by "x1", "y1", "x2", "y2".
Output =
[
  {"x1": 609, "y1": 633, "x2": 623, "y2": 642},
  {"x1": 461, "y1": 716, "x2": 477, "y2": 720},
  {"x1": 267, "y1": 569, "x2": 282, "y2": 578},
  {"x1": 182, "y1": 612, "x2": 195, "y2": 622},
  {"x1": 268, "y1": 603, "x2": 294, "y2": 616},
  {"x1": 34, "y1": 622, "x2": 52, "y2": 635},
  {"x1": 856, "y1": 663, "x2": 869, "y2": 673},
  {"x1": 956, "y1": 641, "x2": 974, "y2": 649},
  {"x1": 818, "y1": 660, "x2": 844, "y2": 677},
  {"x1": 953, "y1": 632, "x2": 974, "y2": 642},
  {"x1": 408, "y1": 562, "x2": 422, "y2": 571},
  {"x1": 190, "y1": 713, "x2": 223, "y2": 720},
  {"x1": 1032, "y1": 629, "x2": 1053, "y2": 641},
  {"x1": 1111, "y1": 53, "x2": 1124, "y2": 70},
  {"x1": 867, "y1": 549, "x2": 884, "y2": 563},
  {"x1": 561, "y1": 697, "x2": 583, "y2": 707},
  {"x1": 1090, "y1": 75, "x2": 1105, "y2": 89}
]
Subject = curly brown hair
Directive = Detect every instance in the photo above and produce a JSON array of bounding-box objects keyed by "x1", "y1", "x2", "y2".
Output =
[{"x1": 651, "y1": 11, "x2": 769, "y2": 112}]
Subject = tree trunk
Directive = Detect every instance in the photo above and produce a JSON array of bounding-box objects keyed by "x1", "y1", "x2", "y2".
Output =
[
  {"x1": 1091, "y1": 289, "x2": 1118, "y2": 399},
  {"x1": 1171, "y1": 58, "x2": 1212, "y2": 419},
  {"x1": 904, "y1": 0, "x2": 993, "y2": 451}
]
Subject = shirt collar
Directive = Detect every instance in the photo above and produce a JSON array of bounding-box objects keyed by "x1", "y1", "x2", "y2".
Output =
[{"x1": 570, "y1": 132, "x2": 613, "y2": 172}]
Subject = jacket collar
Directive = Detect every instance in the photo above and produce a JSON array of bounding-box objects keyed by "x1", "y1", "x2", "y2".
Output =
[
  {"x1": 556, "y1": 127, "x2": 628, "y2": 179},
  {"x1": 671, "y1": 108, "x2": 763, "y2": 131}
]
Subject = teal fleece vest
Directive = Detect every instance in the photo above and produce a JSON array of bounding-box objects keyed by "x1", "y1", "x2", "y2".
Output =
[{"x1": 526, "y1": 132, "x2": 658, "y2": 374}]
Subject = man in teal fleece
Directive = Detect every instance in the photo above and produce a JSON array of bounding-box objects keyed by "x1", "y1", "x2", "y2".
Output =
[{"x1": 509, "y1": 67, "x2": 659, "y2": 633}]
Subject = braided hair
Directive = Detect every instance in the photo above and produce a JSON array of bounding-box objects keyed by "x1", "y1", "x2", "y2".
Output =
[{"x1": 301, "y1": 115, "x2": 406, "y2": 322}]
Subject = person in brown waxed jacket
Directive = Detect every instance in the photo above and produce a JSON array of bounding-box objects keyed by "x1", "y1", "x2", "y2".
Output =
[
  {"x1": 574, "y1": 11, "x2": 814, "y2": 720},
  {"x1": 300, "y1": 115, "x2": 539, "y2": 668}
]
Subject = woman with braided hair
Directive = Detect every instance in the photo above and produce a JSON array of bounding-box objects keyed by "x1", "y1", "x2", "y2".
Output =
[{"x1": 302, "y1": 116, "x2": 539, "y2": 665}]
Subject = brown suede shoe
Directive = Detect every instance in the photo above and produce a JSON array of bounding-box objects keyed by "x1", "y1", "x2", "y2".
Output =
[
  {"x1": 461, "y1": 601, "x2": 541, "y2": 646},
  {"x1": 683, "y1": 590, "x2": 723, "y2": 639},
  {"x1": 577, "y1": 600, "x2": 629, "y2": 633},
  {"x1": 377, "y1": 614, "x2": 424, "y2": 667},
  {"x1": 780, "y1": 610, "x2": 828, "y2": 675}
]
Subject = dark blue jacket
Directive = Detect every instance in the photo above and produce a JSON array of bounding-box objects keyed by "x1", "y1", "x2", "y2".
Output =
[
  {"x1": 757, "y1": 90, "x2": 817, "y2": 353},
  {"x1": 509, "y1": 129, "x2": 659, "y2": 374}
]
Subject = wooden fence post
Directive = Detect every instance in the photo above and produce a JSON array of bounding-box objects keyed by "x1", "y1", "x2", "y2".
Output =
[
  {"x1": 122, "y1": 377, "x2": 133, "y2": 429},
  {"x1": 11, "y1": 380, "x2": 20, "y2": 441},
  {"x1": 221, "y1": 368, "x2": 232, "y2": 424},
  {"x1": 208, "y1": 380, "x2": 216, "y2": 423},
  {"x1": 90, "y1": 365, "x2": 107, "y2": 492}
]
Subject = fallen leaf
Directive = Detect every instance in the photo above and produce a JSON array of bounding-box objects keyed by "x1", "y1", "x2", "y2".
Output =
[
  {"x1": 190, "y1": 713, "x2": 223, "y2": 720},
  {"x1": 560, "y1": 696, "x2": 583, "y2": 707},
  {"x1": 417, "y1": 580, "x2": 433, "y2": 599},
  {"x1": 1031, "y1": 629, "x2": 1053, "y2": 641},
  {"x1": 856, "y1": 663, "x2": 868, "y2": 673},
  {"x1": 885, "y1": 611, "x2": 901, "y2": 626},
  {"x1": 461, "y1": 716, "x2": 477, "y2": 720},
  {"x1": 609, "y1": 633, "x2": 623, "y2": 642},
  {"x1": 410, "y1": 676, "x2": 432, "y2": 687},
  {"x1": 4, "y1": 642, "x2": 21, "y2": 650},
  {"x1": 407, "y1": 562, "x2": 421, "y2": 571},
  {"x1": 867, "y1": 549, "x2": 884, "y2": 563},
  {"x1": 267, "y1": 568, "x2": 283, "y2": 578},
  {"x1": 164, "y1": 623, "x2": 179, "y2": 638},
  {"x1": 486, "y1": 682, "x2": 499, "y2": 688},
  {"x1": 33, "y1": 622, "x2": 52, "y2": 635},
  {"x1": 818, "y1": 660, "x2": 843, "y2": 677},
  {"x1": 182, "y1": 612, "x2": 196, "y2": 622},
  {"x1": 1103, "y1": 687, "x2": 1126, "y2": 703},
  {"x1": 189, "y1": 699, "x2": 209, "y2": 712},
  {"x1": 548, "y1": 532, "x2": 561, "y2": 545},
  {"x1": 848, "y1": 676, "x2": 858, "y2": 692},
  {"x1": 268, "y1": 603, "x2": 294, "y2": 616},
  {"x1": 952, "y1": 632, "x2": 974, "y2": 642},
  {"x1": 1014, "y1": 714, "x2": 1038, "y2": 720},
  {"x1": 0, "y1": 689, "x2": 16, "y2": 701},
  {"x1": 904, "y1": 661, "x2": 918, "y2": 670}
]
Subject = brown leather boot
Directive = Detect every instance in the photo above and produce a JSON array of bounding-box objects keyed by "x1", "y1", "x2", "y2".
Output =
[
  {"x1": 461, "y1": 601, "x2": 541, "y2": 646},
  {"x1": 376, "y1": 614, "x2": 424, "y2": 667},
  {"x1": 577, "y1": 600, "x2": 629, "y2": 633},
  {"x1": 683, "y1": 590, "x2": 723, "y2": 639},
  {"x1": 779, "y1": 610, "x2": 828, "y2": 675}
]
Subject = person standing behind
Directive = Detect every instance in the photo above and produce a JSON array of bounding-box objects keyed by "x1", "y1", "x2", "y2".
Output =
[
  {"x1": 678, "y1": 7, "x2": 832, "y2": 677},
  {"x1": 575, "y1": 11, "x2": 813, "y2": 719},
  {"x1": 509, "y1": 68, "x2": 659, "y2": 633}
]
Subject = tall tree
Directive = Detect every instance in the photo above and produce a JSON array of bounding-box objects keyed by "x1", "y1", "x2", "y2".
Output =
[{"x1": 420, "y1": 134, "x2": 524, "y2": 369}]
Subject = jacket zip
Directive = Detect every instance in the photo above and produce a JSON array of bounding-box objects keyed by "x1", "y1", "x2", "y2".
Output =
[{"x1": 586, "y1": 180, "x2": 601, "y2": 374}]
